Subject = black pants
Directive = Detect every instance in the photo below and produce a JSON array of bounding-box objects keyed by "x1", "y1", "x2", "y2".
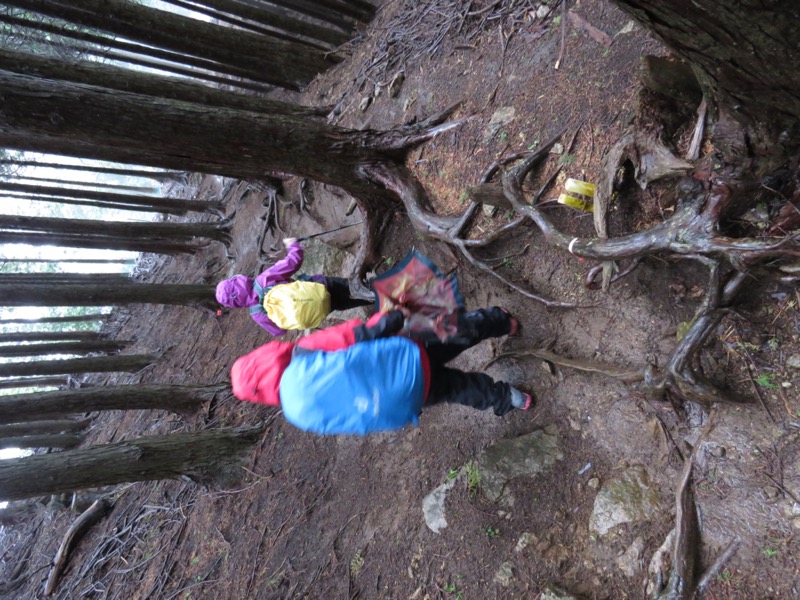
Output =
[
  {"x1": 422, "y1": 307, "x2": 515, "y2": 416},
  {"x1": 324, "y1": 277, "x2": 375, "y2": 311}
]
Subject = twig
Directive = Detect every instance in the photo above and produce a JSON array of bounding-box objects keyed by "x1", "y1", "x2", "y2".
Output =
[{"x1": 763, "y1": 472, "x2": 800, "y2": 505}]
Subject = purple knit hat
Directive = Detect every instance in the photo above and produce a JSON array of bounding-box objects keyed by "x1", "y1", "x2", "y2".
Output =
[{"x1": 215, "y1": 275, "x2": 259, "y2": 308}]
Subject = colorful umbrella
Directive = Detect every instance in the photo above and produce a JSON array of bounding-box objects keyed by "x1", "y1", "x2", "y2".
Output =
[{"x1": 371, "y1": 250, "x2": 465, "y2": 341}]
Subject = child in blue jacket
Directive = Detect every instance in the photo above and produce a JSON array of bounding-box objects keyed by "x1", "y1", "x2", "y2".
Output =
[{"x1": 230, "y1": 307, "x2": 532, "y2": 435}]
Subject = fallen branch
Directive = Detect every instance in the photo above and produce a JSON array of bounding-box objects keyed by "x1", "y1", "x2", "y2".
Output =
[{"x1": 45, "y1": 498, "x2": 114, "y2": 596}]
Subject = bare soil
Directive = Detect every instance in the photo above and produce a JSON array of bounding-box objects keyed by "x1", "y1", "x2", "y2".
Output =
[{"x1": 3, "y1": 1, "x2": 800, "y2": 599}]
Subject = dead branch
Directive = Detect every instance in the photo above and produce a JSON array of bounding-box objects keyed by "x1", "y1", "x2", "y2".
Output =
[{"x1": 45, "y1": 498, "x2": 114, "y2": 596}]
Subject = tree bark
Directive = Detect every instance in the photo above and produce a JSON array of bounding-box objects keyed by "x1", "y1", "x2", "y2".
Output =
[
  {"x1": 4, "y1": 0, "x2": 333, "y2": 90},
  {"x1": 0, "y1": 340, "x2": 130, "y2": 358},
  {"x1": 0, "y1": 355, "x2": 158, "y2": 378},
  {"x1": 611, "y1": 0, "x2": 800, "y2": 144},
  {"x1": 0, "y1": 384, "x2": 225, "y2": 424},
  {"x1": 0, "y1": 425, "x2": 263, "y2": 501},
  {"x1": 0, "y1": 282, "x2": 215, "y2": 307}
]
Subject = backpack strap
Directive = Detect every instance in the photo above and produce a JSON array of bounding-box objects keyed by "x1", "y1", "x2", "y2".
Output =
[{"x1": 249, "y1": 281, "x2": 273, "y2": 316}]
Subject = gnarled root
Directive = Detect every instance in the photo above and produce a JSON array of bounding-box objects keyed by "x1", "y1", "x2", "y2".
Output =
[{"x1": 642, "y1": 267, "x2": 748, "y2": 406}]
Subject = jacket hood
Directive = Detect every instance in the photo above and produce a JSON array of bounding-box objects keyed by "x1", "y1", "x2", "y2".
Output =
[
  {"x1": 216, "y1": 275, "x2": 259, "y2": 309},
  {"x1": 231, "y1": 341, "x2": 296, "y2": 406}
]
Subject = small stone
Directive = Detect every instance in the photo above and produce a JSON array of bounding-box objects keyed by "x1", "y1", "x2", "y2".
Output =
[
  {"x1": 515, "y1": 532, "x2": 537, "y2": 553},
  {"x1": 588, "y1": 477, "x2": 600, "y2": 489},
  {"x1": 493, "y1": 562, "x2": 514, "y2": 587},
  {"x1": 590, "y1": 465, "x2": 661, "y2": 536},
  {"x1": 359, "y1": 96, "x2": 372, "y2": 111},
  {"x1": 540, "y1": 585, "x2": 581, "y2": 600},
  {"x1": 786, "y1": 354, "x2": 800, "y2": 369},
  {"x1": 550, "y1": 143, "x2": 564, "y2": 155},
  {"x1": 536, "y1": 4, "x2": 551, "y2": 19}
]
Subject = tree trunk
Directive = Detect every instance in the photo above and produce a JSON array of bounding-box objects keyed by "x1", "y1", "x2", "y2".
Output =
[
  {"x1": 4, "y1": 0, "x2": 334, "y2": 90},
  {"x1": 0, "y1": 384, "x2": 226, "y2": 424},
  {"x1": 1, "y1": 192, "x2": 192, "y2": 216},
  {"x1": 0, "y1": 157, "x2": 185, "y2": 183},
  {"x1": 158, "y1": 0, "x2": 333, "y2": 50},
  {"x1": 0, "y1": 230, "x2": 208, "y2": 254},
  {"x1": 0, "y1": 314, "x2": 108, "y2": 326},
  {"x1": 0, "y1": 282, "x2": 215, "y2": 307},
  {"x1": 0, "y1": 355, "x2": 158, "y2": 378},
  {"x1": 0, "y1": 331, "x2": 102, "y2": 343},
  {"x1": 0, "y1": 419, "x2": 92, "y2": 438},
  {"x1": 0, "y1": 376, "x2": 67, "y2": 390},
  {"x1": 0, "y1": 180, "x2": 223, "y2": 216},
  {"x1": 1, "y1": 258, "x2": 136, "y2": 266},
  {"x1": 0, "y1": 433, "x2": 83, "y2": 451},
  {"x1": 0, "y1": 47, "x2": 324, "y2": 118},
  {"x1": 0, "y1": 425, "x2": 263, "y2": 501},
  {"x1": 611, "y1": 0, "x2": 800, "y2": 147},
  {"x1": 0, "y1": 340, "x2": 129, "y2": 358},
  {"x1": 0, "y1": 273, "x2": 130, "y2": 285},
  {"x1": 0, "y1": 10, "x2": 274, "y2": 92},
  {"x1": 10, "y1": 174, "x2": 155, "y2": 193},
  {"x1": 0, "y1": 69, "x2": 400, "y2": 204},
  {"x1": 170, "y1": 0, "x2": 350, "y2": 46},
  {"x1": 0, "y1": 213, "x2": 232, "y2": 244}
]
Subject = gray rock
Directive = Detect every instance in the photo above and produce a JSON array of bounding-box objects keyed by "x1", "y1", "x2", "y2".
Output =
[
  {"x1": 493, "y1": 562, "x2": 514, "y2": 587},
  {"x1": 483, "y1": 106, "x2": 516, "y2": 142},
  {"x1": 476, "y1": 426, "x2": 563, "y2": 506},
  {"x1": 590, "y1": 465, "x2": 661, "y2": 536},
  {"x1": 422, "y1": 473, "x2": 459, "y2": 533},
  {"x1": 540, "y1": 585, "x2": 582, "y2": 600},
  {"x1": 616, "y1": 536, "x2": 645, "y2": 577},
  {"x1": 787, "y1": 354, "x2": 800, "y2": 369}
]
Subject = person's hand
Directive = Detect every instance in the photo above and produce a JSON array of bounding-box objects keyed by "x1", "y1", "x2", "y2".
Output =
[
  {"x1": 283, "y1": 237, "x2": 298, "y2": 248},
  {"x1": 382, "y1": 309, "x2": 405, "y2": 332}
]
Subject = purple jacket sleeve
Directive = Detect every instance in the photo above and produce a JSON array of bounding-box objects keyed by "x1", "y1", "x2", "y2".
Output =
[
  {"x1": 256, "y1": 241, "x2": 304, "y2": 288},
  {"x1": 250, "y1": 310, "x2": 287, "y2": 336}
]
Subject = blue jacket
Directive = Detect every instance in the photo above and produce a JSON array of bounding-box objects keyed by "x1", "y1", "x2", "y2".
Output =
[{"x1": 279, "y1": 336, "x2": 426, "y2": 435}]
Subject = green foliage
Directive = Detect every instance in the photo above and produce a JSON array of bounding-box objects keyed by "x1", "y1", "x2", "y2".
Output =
[
  {"x1": 558, "y1": 153, "x2": 577, "y2": 166},
  {"x1": 754, "y1": 373, "x2": 778, "y2": 390},
  {"x1": 465, "y1": 462, "x2": 480, "y2": 497},
  {"x1": 763, "y1": 547, "x2": 778, "y2": 558},
  {"x1": 484, "y1": 526, "x2": 500, "y2": 538},
  {"x1": 350, "y1": 550, "x2": 365, "y2": 577}
]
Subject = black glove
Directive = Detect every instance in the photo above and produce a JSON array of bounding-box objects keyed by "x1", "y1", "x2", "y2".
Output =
[{"x1": 354, "y1": 310, "x2": 405, "y2": 342}]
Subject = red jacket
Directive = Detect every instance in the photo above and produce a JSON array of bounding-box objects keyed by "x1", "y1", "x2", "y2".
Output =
[{"x1": 230, "y1": 314, "x2": 431, "y2": 407}]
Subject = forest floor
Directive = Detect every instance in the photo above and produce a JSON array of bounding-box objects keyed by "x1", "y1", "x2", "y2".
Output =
[{"x1": 4, "y1": 1, "x2": 800, "y2": 599}]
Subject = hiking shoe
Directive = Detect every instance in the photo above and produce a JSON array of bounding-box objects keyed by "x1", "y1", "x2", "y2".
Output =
[
  {"x1": 499, "y1": 307, "x2": 521, "y2": 336},
  {"x1": 510, "y1": 387, "x2": 533, "y2": 410}
]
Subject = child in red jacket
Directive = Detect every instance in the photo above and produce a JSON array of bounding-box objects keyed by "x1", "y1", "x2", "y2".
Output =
[{"x1": 230, "y1": 307, "x2": 532, "y2": 435}]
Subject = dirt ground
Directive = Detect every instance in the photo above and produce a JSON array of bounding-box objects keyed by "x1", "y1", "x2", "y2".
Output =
[{"x1": 3, "y1": 1, "x2": 800, "y2": 598}]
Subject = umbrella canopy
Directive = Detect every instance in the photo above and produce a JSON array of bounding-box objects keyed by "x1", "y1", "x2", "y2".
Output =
[{"x1": 371, "y1": 250, "x2": 465, "y2": 341}]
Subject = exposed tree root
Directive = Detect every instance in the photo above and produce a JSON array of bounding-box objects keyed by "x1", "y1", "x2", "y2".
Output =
[
  {"x1": 646, "y1": 424, "x2": 740, "y2": 600},
  {"x1": 364, "y1": 126, "x2": 589, "y2": 307},
  {"x1": 45, "y1": 498, "x2": 114, "y2": 596}
]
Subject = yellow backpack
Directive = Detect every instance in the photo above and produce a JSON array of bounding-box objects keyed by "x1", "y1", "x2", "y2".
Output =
[{"x1": 263, "y1": 281, "x2": 331, "y2": 330}]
